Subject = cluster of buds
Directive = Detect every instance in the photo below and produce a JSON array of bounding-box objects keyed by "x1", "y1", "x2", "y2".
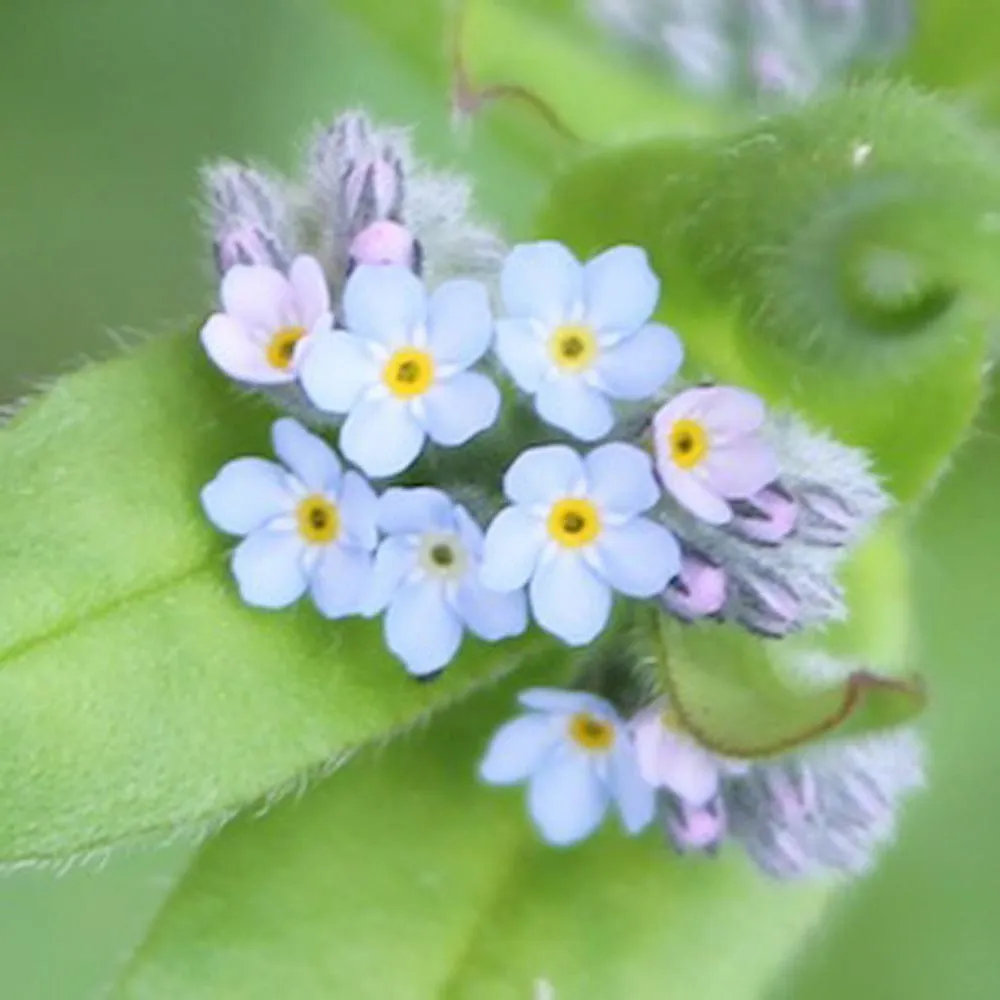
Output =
[
  {"x1": 202, "y1": 111, "x2": 503, "y2": 316},
  {"x1": 631, "y1": 694, "x2": 924, "y2": 874},
  {"x1": 659, "y1": 408, "x2": 890, "y2": 638},
  {"x1": 588, "y1": 0, "x2": 913, "y2": 103}
]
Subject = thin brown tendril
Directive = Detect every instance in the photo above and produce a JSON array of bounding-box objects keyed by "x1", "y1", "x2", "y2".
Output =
[{"x1": 448, "y1": 0, "x2": 582, "y2": 144}]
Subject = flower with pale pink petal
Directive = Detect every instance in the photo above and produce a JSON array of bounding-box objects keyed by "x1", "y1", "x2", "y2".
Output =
[
  {"x1": 631, "y1": 699, "x2": 749, "y2": 807},
  {"x1": 200, "y1": 254, "x2": 333, "y2": 386},
  {"x1": 652, "y1": 386, "x2": 779, "y2": 525}
]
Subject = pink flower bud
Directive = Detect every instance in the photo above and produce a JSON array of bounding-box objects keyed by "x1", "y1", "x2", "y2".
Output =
[
  {"x1": 662, "y1": 550, "x2": 727, "y2": 621},
  {"x1": 664, "y1": 796, "x2": 727, "y2": 854},
  {"x1": 736, "y1": 572, "x2": 801, "y2": 637},
  {"x1": 729, "y1": 483, "x2": 798, "y2": 546},
  {"x1": 797, "y1": 485, "x2": 858, "y2": 546},
  {"x1": 761, "y1": 766, "x2": 817, "y2": 826},
  {"x1": 347, "y1": 220, "x2": 420, "y2": 271},
  {"x1": 342, "y1": 157, "x2": 404, "y2": 229},
  {"x1": 214, "y1": 224, "x2": 284, "y2": 274}
]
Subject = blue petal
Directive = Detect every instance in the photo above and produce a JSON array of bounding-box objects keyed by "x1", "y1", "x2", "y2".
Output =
[
  {"x1": 501, "y1": 241, "x2": 582, "y2": 325},
  {"x1": 528, "y1": 750, "x2": 608, "y2": 846},
  {"x1": 271, "y1": 418, "x2": 341, "y2": 493},
  {"x1": 426, "y1": 278, "x2": 494, "y2": 369},
  {"x1": 595, "y1": 518, "x2": 681, "y2": 597},
  {"x1": 298, "y1": 330, "x2": 379, "y2": 414},
  {"x1": 342, "y1": 264, "x2": 426, "y2": 347},
  {"x1": 594, "y1": 323, "x2": 684, "y2": 401},
  {"x1": 479, "y1": 507, "x2": 546, "y2": 592},
  {"x1": 310, "y1": 544, "x2": 374, "y2": 619},
  {"x1": 535, "y1": 377, "x2": 614, "y2": 442},
  {"x1": 582, "y1": 245, "x2": 659, "y2": 332},
  {"x1": 336, "y1": 471, "x2": 379, "y2": 550},
  {"x1": 495, "y1": 319, "x2": 548, "y2": 393},
  {"x1": 479, "y1": 713, "x2": 562, "y2": 785},
  {"x1": 453, "y1": 504, "x2": 486, "y2": 559},
  {"x1": 385, "y1": 579, "x2": 463, "y2": 676},
  {"x1": 422, "y1": 372, "x2": 500, "y2": 447},
  {"x1": 364, "y1": 535, "x2": 418, "y2": 615},
  {"x1": 340, "y1": 396, "x2": 425, "y2": 478},
  {"x1": 503, "y1": 444, "x2": 584, "y2": 507},
  {"x1": 456, "y1": 578, "x2": 528, "y2": 641},
  {"x1": 201, "y1": 458, "x2": 295, "y2": 536},
  {"x1": 518, "y1": 688, "x2": 617, "y2": 718},
  {"x1": 529, "y1": 550, "x2": 612, "y2": 646},
  {"x1": 231, "y1": 528, "x2": 307, "y2": 609},
  {"x1": 377, "y1": 487, "x2": 455, "y2": 535},
  {"x1": 583, "y1": 442, "x2": 660, "y2": 517},
  {"x1": 610, "y1": 743, "x2": 657, "y2": 834}
]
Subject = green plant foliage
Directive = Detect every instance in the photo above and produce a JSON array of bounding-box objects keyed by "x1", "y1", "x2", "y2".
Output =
[
  {"x1": 338, "y1": 0, "x2": 728, "y2": 148},
  {"x1": 0, "y1": 334, "x2": 561, "y2": 865},
  {"x1": 112, "y1": 666, "x2": 833, "y2": 1000},
  {"x1": 657, "y1": 613, "x2": 925, "y2": 759},
  {"x1": 535, "y1": 82, "x2": 1000, "y2": 502}
]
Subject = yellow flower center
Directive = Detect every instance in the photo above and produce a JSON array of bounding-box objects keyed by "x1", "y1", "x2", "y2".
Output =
[
  {"x1": 383, "y1": 347, "x2": 435, "y2": 398},
  {"x1": 418, "y1": 532, "x2": 468, "y2": 580},
  {"x1": 547, "y1": 498, "x2": 602, "y2": 548},
  {"x1": 669, "y1": 418, "x2": 708, "y2": 469},
  {"x1": 568, "y1": 712, "x2": 616, "y2": 752},
  {"x1": 296, "y1": 494, "x2": 340, "y2": 545},
  {"x1": 266, "y1": 325, "x2": 308, "y2": 371},
  {"x1": 548, "y1": 323, "x2": 598, "y2": 373}
]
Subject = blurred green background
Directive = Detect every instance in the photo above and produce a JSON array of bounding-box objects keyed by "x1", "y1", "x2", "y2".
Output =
[{"x1": 1, "y1": 0, "x2": 997, "y2": 996}]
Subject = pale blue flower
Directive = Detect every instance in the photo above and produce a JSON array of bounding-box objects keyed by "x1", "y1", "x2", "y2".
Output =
[
  {"x1": 298, "y1": 264, "x2": 501, "y2": 478},
  {"x1": 495, "y1": 241, "x2": 684, "y2": 441},
  {"x1": 479, "y1": 443, "x2": 682, "y2": 646},
  {"x1": 480, "y1": 688, "x2": 655, "y2": 846},
  {"x1": 201, "y1": 418, "x2": 378, "y2": 617},
  {"x1": 366, "y1": 488, "x2": 528, "y2": 677}
]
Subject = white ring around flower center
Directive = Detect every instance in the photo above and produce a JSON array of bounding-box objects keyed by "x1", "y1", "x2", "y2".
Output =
[{"x1": 417, "y1": 531, "x2": 468, "y2": 581}]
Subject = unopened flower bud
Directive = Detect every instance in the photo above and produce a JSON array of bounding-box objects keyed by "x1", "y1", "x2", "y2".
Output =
[
  {"x1": 348, "y1": 220, "x2": 422, "y2": 272},
  {"x1": 796, "y1": 485, "x2": 859, "y2": 546},
  {"x1": 662, "y1": 550, "x2": 727, "y2": 621},
  {"x1": 214, "y1": 224, "x2": 284, "y2": 274},
  {"x1": 202, "y1": 163, "x2": 289, "y2": 276},
  {"x1": 729, "y1": 483, "x2": 798, "y2": 545},
  {"x1": 339, "y1": 135, "x2": 406, "y2": 229},
  {"x1": 664, "y1": 795, "x2": 727, "y2": 855},
  {"x1": 735, "y1": 571, "x2": 801, "y2": 637}
]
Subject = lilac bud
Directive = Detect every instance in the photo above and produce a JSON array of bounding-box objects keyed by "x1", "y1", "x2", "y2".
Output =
[
  {"x1": 348, "y1": 220, "x2": 420, "y2": 272},
  {"x1": 729, "y1": 483, "x2": 798, "y2": 545},
  {"x1": 796, "y1": 485, "x2": 859, "y2": 546},
  {"x1": 214, "y1": 224, "x2": 284, "y2": 274},
  {"x1": 735, "y1": 571, "x2": 801, "y2": 637},
  {"x1": 203, "y1": 163, "x2": 289, "y2": 277},
  {"x1": 664, "y1": 795, "x2": 727, "y2": 855},
  {"x1": 341, "y1": 154, "x2": 405, "y2": 230},
  {"x1": 662, "y1": 550, "x2": 727, "y2": 621}
]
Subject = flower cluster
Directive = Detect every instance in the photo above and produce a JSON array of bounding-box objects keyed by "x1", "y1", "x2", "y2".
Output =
[
  {"x1": 480, "y1": 685, "x2": 924, "y2": 870},
  {"x1": 588, "y1": 0, "x2": 912, "y2": 103},
  {"x1": 197, "y1": 109, "x2": 912, "y2": 869}
]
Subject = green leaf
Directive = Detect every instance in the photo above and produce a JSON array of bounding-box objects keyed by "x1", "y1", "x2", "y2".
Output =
[
  {"x1": 535, "y1": 82, "x2": 1000, "y2": 502},
  {"x1": 112, "y1": 665, "x2": 834, "y2": 1000},
  {"x1": 655, "y1": 616, "x2": 926, "y2": 761},
  {"x1": 0, "y1": 334, "x2": 555, "y2": 865},
  {"x1": 338, "y1": 0, "x2": 728, "y2": 149}
]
